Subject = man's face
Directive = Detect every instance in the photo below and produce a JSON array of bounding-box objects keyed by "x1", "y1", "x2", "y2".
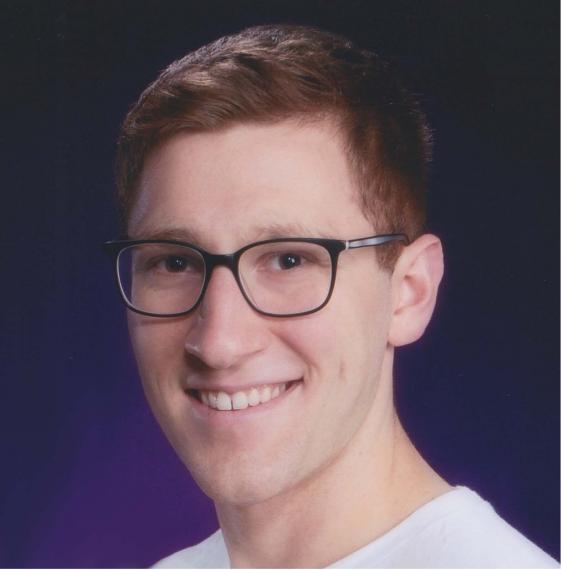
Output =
[{"x1": 127, "y1": 121, "x2": 395, "y2": 505}]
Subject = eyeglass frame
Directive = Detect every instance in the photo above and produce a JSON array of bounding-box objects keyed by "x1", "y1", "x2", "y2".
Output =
[{"x1": 103, "y1": 233, "x2": 409, "y2": 318}]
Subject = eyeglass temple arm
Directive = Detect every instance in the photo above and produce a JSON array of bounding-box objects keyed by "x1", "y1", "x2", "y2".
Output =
[{"x1": 345, "y1": 234, "x2": 409, "y2": 250}]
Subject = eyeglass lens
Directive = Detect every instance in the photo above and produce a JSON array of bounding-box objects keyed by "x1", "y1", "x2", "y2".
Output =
[{"x1": 117, "y1": 241, "x2": 333, "y2": 316}]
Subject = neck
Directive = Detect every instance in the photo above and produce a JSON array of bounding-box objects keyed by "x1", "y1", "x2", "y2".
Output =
[{"x1": 215, "y1": 352, "x2": 451, "y2": 568}]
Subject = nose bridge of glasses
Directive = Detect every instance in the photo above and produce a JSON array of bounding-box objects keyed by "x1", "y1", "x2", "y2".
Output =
[
  {"x1": 204, "y1": 251, "x2": 238, "y2": 276},
  {"x1": 200, "y1": 251, "x2": 252, "y2": 313}
]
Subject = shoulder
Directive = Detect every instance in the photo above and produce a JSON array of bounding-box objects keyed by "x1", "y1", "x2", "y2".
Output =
[
  {"x1": 417, "y1": 487, "x2": 559, "y2": 568},
  {"x1": 331, "y1": 486, "x2": 559, "y2": 569},
  {"x1": 151, "y1": 530, "x2": 229, "y2": 569}
]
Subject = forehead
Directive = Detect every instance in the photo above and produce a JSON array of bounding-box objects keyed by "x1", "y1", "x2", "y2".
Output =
[{"x1": 129, "y1": 120, "x2": 373, "y2": 248}]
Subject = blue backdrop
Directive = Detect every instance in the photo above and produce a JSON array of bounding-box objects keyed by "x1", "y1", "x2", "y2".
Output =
[{"x1": 2, "y1": 1, "x2": 558, "y2": 566}]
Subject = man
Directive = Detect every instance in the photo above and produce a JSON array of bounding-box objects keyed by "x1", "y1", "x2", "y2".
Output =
[{"x1": 104, "y1": 25, "x2": 558, "y2": 568}]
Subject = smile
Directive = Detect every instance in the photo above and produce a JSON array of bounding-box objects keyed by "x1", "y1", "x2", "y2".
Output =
[{"x1": 188, "y1": 380, "x2": 300, "y2": 411}]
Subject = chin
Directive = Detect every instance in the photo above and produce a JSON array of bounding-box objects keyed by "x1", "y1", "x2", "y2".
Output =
[{"x1": 184, "y1": 450, "x2": 298, "y2": 507}]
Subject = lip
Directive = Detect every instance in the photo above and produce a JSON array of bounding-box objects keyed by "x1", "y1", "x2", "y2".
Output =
[
  {"x1": 186, "y1": 379, "x2": 303, "y2": 424},
  {"x1": 185, "y1": 379, "x2": 298, "y2": 395}
]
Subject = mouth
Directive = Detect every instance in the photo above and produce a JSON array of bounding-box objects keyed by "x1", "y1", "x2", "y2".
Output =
[{"x1": 186, "y1": 380, "x2": 301, "y2": 411}]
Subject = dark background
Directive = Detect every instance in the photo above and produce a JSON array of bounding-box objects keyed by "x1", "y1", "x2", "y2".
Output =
[{"x1": 1, "y1": 0, "x2": 558, "y2": 567}]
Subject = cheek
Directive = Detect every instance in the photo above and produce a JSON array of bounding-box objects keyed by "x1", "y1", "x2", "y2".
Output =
[
  {"x1": 280, "y1": 276, "x2": 390, "y2": 370},
  {"x1": 278, "y1": 277, "x2": 392, "y2": 425},
  {"x1": 275, "y1": 308, "x2": 374, "y2": 391},
  {"x1": 127, "y1": 314, "x2": 188, "y2": 391}
]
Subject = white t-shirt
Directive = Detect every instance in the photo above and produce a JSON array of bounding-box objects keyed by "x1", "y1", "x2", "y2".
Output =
[{"x1": 153, "y1": 486, "x2": 558, "y2": 568}]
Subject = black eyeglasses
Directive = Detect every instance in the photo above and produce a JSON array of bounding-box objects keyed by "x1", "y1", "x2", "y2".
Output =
[{"x1": 103, "y1": 234, "x2": 408, "y2": 318}]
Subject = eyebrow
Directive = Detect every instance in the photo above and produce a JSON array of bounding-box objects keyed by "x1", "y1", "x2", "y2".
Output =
[
  {"x1": 130, "y1": 221, "x2": 335, "y2": 246},
  {"x1": 250, "y1": 222, "x2": 330, "y2": 240},
  {"x1": 129, "y1": 226, "x2": 199, "y2": 243}
]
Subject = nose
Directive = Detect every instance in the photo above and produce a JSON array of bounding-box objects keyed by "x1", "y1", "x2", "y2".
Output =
[{"x1": 184, "y1": 266, "x2": 270, "y2": 370}]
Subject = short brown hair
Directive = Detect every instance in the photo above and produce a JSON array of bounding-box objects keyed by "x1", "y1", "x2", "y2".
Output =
[{"x1": 116, "y1": 24, "x2": 432, "y2": 269}]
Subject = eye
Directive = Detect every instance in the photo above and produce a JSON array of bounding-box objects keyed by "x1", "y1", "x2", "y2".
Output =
[
  {"x1": 276, "y1": 253, "x2": 302, "y2": 270},
  {"x1": 246, "y1": 242, "x2": 328, "y2": 275},
  {"x1": 141, "y1": 252, "x2": 202, "y2": 275},
  {"x1": 164, "y1": 255, "x2": 190, "y2": 272}
]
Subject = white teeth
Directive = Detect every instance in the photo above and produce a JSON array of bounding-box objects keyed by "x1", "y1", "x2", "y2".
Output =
[
  {"x1": 208, "y1": 392, "x2": 218, "y2": 409},
  {"x1": 195, "y1": 382, "x2": 292, "y2": 411},
  {"x1": 232, "y1": 391, "x2": 249, "y2": 410},
  {"x1": 248, "y1": 388, "x2": 260, "y2": 406},
  {"x1": 216, "y1": 391, "x2": 232, "y2": 411},
  {"x1": 260, "y1": 386, "x2": 271, "y2": 403}
]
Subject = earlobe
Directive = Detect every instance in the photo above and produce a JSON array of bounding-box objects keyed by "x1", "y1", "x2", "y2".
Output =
[{"x1": 388, "y1": 234, "x2": 444, "y2": 347}]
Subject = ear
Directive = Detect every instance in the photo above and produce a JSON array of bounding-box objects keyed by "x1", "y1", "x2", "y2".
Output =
[{"x1": 388, "y1": 234, "x2": 444, "y2": 347}]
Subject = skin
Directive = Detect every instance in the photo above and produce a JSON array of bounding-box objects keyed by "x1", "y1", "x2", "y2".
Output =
[{"x1": 127, "y1": 120, "x2": 450, "y2": 568}]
